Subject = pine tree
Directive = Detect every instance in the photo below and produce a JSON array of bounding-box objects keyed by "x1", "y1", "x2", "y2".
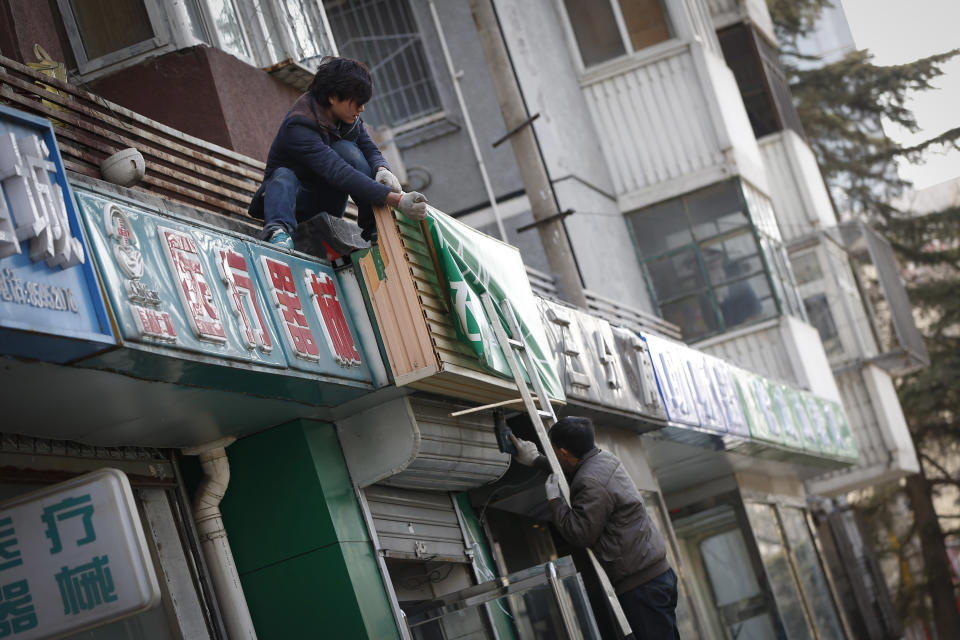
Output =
[{"x1": 769, "y1": 1, "x2": 960, "y2": 635}]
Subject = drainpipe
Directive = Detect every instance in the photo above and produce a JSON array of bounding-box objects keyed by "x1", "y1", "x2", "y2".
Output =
[
  {"x1": 182, "y1": 437, "x2": 257, "y2": 640},
  {"x1": 427, "y1": 0, "x2": 508, "y2": 243}
]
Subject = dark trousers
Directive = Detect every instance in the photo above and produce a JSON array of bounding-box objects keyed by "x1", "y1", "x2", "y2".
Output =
[
  {"x1": 618, "y1": 568, "x2": 681, "y2": 639},
  {"x1": 258, "y1": 139, "x2": 376, "y2": 240}
]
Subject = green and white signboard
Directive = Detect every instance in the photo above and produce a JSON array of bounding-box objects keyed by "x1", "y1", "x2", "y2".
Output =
[
  {"x1": 0, "y1": 469, "x2": 160, "y2": 639},
  {"x1": 424, "y1": 208, "x2": 563, "y2": 400}
]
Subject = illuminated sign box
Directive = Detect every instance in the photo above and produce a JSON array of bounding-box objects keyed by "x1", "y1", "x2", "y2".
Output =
[
  {"x1": 644, "y1": 332, "x2": 857, "y2": 466},
  {"x1": 0, "y1": 469, "x2": 160, "y2": 639},
  {"x1": 0, "y1": 106, "x2": 114, "y2": 362},
  {"x1": 74, "y1": 188, "x2": 375, "y2": 405},
  {"x1": 538, "y1": 297, "x2": 666, "y2": 431}
]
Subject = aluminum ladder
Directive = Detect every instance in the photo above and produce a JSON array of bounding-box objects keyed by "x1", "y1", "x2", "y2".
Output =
[{"x1": 480, "y1": 293, "x2": 633, "y2": 639}]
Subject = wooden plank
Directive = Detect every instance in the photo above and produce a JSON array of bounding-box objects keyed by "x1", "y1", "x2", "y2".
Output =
[
  {"x1": 58, "y1": 140, "x2": 248, "y2": 215},
  {"x1": 0, "y1": 54, "x2": 264, "y2": 171},
  {"x1": 360, "y1": 205, "x2": 438, "y2": 380},
  {"x1": 0, "y1": 81, "x2": 261, "y2": 193},
  {"x1": 26, "y1": 109, "x2": 255, "y2": 209}
]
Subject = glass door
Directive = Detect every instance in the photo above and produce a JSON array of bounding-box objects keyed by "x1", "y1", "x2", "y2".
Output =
[{"x1": 673, "y1": 503, "x2": 780, "y2": 639}]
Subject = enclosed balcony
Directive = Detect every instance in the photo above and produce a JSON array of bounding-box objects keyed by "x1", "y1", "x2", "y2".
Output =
[{"x1": 555, "y1": 0, "x2": 769, "y2": 211}]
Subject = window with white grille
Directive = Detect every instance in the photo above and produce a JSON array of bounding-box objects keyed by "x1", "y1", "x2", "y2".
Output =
[{"x1": 324, "y1": 0, "x2": 442, "y2": 129}]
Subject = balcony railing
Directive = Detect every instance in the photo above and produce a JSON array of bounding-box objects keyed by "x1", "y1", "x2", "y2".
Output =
[{"x1": 839, "y1": 222, "x2": 930, "y2": 376}]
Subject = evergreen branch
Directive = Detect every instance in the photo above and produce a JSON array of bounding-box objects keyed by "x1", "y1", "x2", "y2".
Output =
[{"x1": 920, "y1": 452, "x2": 957, "y2": 482}]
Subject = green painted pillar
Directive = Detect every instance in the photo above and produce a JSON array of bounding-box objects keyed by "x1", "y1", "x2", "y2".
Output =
[{"x1": 220, "y1": 419, "x2": 398, "y2": 640}]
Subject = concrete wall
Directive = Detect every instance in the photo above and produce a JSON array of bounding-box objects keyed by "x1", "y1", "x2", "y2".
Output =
[
  {"x1": 86, "y1": 46, "x2": 299, "y2": 161},
  {"x1": 397, "y1": 0, "x2": 524, "y2": 214},
  {"x1": 0, "y1": 0, "x2": 71, "y2": 66},
  {"x1": 489, "y1": 0, "x2": 654, "y2": 310}
]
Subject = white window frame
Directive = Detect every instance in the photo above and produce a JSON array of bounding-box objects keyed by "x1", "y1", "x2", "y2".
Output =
[
  {"x1": 57, "y1": 0, "x2": 174, "y2": 76},
  {"x1": 323, "y1": 0, "x2": 444, "y2": 130},
  {"x1": 554, "y1": 0, "x2": 679, "y2": 73},
  {"x1": 195, "y1": 0, "x2": 258, "y2": 65},
  {"x1": 58, "y1": 0, "x2": 337, "y2": 81}
]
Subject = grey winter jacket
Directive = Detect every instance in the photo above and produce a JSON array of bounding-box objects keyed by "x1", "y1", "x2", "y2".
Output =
[{"x1": 548, "y1": 448, "x2": 670, "y2": 593}]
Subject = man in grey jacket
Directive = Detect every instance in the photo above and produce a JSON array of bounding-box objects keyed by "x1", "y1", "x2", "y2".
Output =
[{"x1": 511, "y1": 416, "x2": 680, "y2": 638}]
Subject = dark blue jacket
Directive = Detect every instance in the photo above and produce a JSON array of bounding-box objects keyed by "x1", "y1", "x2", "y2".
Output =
[{"x1": 260, "y1": 93, "x2": 392, "y2": 208}]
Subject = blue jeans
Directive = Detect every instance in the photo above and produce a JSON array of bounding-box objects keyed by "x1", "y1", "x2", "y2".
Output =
[
  {"x1": 258, "y1": 140, "x2": 376, "y2": 240},
  {"x1": 618, "y1": 568, "x2": 681, "y2": 639}
]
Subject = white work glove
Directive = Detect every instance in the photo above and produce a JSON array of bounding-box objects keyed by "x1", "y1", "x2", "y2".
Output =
[
  {"x1": 545, "y1": 473, "x2": 562, "y2": 502},
  {"x1": 509, "y1": 434, "x2": 540, "y2": 466},
  {"x1": 397, "y1": 191, "x2": 428, "y2": 221},
  {"x1": 375, "y1": 167, "x2": 402, "y2": 193}
]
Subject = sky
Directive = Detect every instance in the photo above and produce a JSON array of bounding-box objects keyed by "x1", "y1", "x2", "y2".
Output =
[{"x1": 841, "y1": 0, "x2": 960, "y2": 191}]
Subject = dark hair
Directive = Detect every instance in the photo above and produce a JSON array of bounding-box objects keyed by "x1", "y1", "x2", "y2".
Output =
[
  {"x1": 549, "y1": 416, "x2": 595, "y2": 458},
  {"x1": 309, "y1": 56, "x2": 373, "y2": 108}
]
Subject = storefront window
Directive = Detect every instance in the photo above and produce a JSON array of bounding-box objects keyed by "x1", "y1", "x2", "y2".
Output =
[
  {"x1": 744, "y1": 503, "x2": 814, "y2": 640},
  {"x1": 780, "y1": 507, "x2": 845, "y2": 638},
  {"x1": 628, "y1": 180, "x2": 801, "y2": 340},
  {"x1": 701, "y1": 528, "x2": 778, "y2": 638}
]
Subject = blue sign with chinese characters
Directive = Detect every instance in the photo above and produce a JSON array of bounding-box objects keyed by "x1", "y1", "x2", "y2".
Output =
[
  {"x1": 0, "y1": 469, "x2": 160, "y2": 639},
  {"x1": 75, "y1": 187, "x2": 376, "y2": 403},
  {"x1": 0, "y1": 106, "x2": 114, "y2": 362},
  {"x1": 642, "y1": 331, "x2": 857, "y2": 462}
]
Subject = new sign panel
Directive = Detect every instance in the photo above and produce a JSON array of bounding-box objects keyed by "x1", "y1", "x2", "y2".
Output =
[
  {"x1": 0, "y1": 469, "x2": 160, "y2": 639},
  {"x1": 0, "y1": 106, "x2": 113, "y2": 362}
]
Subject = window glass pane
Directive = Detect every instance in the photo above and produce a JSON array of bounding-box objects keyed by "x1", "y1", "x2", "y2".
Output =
[
  {"x1": 208, "y1": 0, "x2": 251, "y2": 59},
  {"x1": 803, "y1": 294, "x2": 843, "y2": 355},
  {"x1": 700, "y1": 529, "x2": 761, "y2": 605},
  {"x1": 662, "y1": 294, "x2": 720, "y2": 339},
  {"x1": 628, "y1": 198, "x2": 692, "y2": 256},
  {"x1": 716, "y1": 274, "x2": 775, "y2": 328},
  {"x1": 779, "y1": 508, "x2": 845, "y2": 639},
  {"x1": 646, "y1": 249, "x2": 706, "y2": 301},
  {"x1": 686, "y1": 182, "x2": 748, "y2": 240},
  {"x1": 758, "y1": 238, "x2": 804, "y2": 319},
  {"x1": 700, "y1": 232, "x2": 763, "y2": 287},
  {"x1": 741, "y1": 182, "x2": 781, "y2": 241},
  {"x1": 618, "y1": 0, "x2": 672, "y2": 51},
  {"x1": 640, "y1": 492, "x2": 699, "y2": 639},
  {"x1": 790, "y1": 251, "x2": 823, "y2": 286},
  {"x1": 744, "y1": 503, "x2": 814, "y2": 640},
  {"x1": 283, "y1": 0, "x2": 322, "y2": 60},
  {"x1": 69, "y1": 0, "x2": 154, "y2": 60},
  {"x1": 327, "y1": 0, "x2": 442, "y2": 128},
  {"x1": 563, "y1": 0, "x2": 626, "y2": 66}
]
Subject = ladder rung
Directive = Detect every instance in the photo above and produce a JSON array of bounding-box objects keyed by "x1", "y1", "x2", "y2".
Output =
[
  {"x1": 507, "y1": 338, "x2": 525, "y2": 350},
  {"x1": 537, "y1": 410, "x2": 554, "y2": 419}
]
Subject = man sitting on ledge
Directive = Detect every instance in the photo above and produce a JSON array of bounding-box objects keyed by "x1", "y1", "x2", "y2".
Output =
[{"x1": 249, "y1": 56, "x2": 427, "y2": 249}]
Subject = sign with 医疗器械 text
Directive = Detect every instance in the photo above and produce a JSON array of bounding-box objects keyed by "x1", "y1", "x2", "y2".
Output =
[
  {"x1": 74, "y1": 188, "x2": 375, "y2": 393},
  {"x1": 0, "y1": 106, "x2": 114, "y2": 362},
  {"x1": 0, "y1": 469, "x2": 160, "y2": 639}
]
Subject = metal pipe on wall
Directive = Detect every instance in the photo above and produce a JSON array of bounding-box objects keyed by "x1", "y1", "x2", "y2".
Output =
[
  {"x1": 183, "y1": 437, "x2": 258, "y2": 640},
  {"x1": 427, "y1": 0, "x2": 509, "y2": 242}
]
